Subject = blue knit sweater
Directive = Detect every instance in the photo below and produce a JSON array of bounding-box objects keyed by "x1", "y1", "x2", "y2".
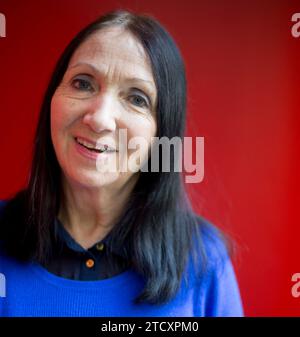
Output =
[{"x1": 0, "y1": 201, "x2": 243, "y2": 317}]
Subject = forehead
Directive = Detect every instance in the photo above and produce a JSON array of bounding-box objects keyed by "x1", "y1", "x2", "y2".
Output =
[{"x1": 68, "y1": 27, "x2": 155, "y2": 83}]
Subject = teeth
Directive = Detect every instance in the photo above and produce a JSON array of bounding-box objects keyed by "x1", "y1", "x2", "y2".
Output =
[
  {"x1": 76, "y1": 137, "x2": 113, "y2": 152},
  {"x1": 77, "y1": 138, "x2": 102, "y2": 150}
]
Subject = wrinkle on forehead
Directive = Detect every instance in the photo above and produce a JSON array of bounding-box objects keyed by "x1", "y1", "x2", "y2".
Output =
[{"x1": 69, "y1": 27, "x2": 152, "y2": 72}]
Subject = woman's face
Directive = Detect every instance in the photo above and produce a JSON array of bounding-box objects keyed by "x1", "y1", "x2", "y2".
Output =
[{"x1": 51, "y1": 27, "x2": 157, "y2": 190}]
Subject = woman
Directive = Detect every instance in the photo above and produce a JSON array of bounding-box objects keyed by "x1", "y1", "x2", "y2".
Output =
[{"x1": 0, "y1": 10, "x2": 243, "y2": 316}]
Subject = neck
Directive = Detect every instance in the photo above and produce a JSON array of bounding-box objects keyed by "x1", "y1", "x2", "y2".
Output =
[{"x1": 58, "y1": 174, "x2": 138, "y2": 249}]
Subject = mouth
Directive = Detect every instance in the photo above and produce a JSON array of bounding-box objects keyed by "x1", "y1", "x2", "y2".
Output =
[{"x1": 75, "y1": 137, "x2": 116, "y2": 154}]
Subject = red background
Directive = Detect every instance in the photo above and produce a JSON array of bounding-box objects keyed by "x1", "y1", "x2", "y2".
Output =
[{"x1": 0, "y1": 0, "x2": 299, "y2": 316}]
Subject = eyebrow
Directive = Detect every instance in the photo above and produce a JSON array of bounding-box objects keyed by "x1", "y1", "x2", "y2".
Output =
[{"x1": 68, "y1": 62, "x2": 156, "y2": 94}]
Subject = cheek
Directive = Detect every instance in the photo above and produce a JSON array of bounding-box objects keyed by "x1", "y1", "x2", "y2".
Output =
[
  {"x1": 50, "y1": 97, "x2": 73, "y2": 158},
  {"x1": 126, "y1": 114, "x2": 157, "y2": 141},
  {"x1": 125, "y1": 117, "x2": 156, "y2": 164},
  {"x1": 50, "y1": 95, "x2": 79, "y2": 136},
  {"x1": 50, "y1": 97, "x2": 61, "y2": 142}
]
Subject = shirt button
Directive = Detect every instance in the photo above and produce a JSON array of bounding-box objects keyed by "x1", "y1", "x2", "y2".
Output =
[
  {"x1": 96, "y1": 242, "x2": 104, "y2": 251},
  {"x1": 85, "y1": 259, "x2": 95, "y2": 268}
]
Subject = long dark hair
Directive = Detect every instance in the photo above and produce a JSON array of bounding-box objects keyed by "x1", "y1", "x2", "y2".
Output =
[{"x1": 0, "y1": 10, "x2": 223, "y2": 305}]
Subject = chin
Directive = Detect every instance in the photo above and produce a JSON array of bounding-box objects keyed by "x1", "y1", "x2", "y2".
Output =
[{"x1": 70, "y1": 169, "x2": 122, "y2": 189}]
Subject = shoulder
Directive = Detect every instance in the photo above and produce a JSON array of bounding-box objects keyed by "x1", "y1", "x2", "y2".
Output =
[
  {"x1": 0, "y1": 199, "x2": 26, "y2": 275},
  {"x1": 0, "y1": 200, "x2": 7, "y2": 213},
  {"x1": 190, "y1": 216, "x2": 244, "y2": 316},
  {"x1": 194, "y1": 216, "x2": 229, "y2": 272}
]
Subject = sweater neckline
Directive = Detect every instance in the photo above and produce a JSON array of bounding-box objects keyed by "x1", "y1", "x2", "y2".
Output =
[{"x1": 29, "y1": 261, "x2": 137, "y2": 290}]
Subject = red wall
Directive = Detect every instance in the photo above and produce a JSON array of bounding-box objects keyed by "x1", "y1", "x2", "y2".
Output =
[{"x1": 0, "y1": 0, "x2": 299, "y2": 316}]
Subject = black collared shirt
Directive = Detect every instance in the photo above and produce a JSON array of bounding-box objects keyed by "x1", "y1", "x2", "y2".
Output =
[{"x1": 43, "y1": 218, "x2": 131, "y2": 280}]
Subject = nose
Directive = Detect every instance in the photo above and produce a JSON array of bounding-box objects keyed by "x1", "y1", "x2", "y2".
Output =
[{"x1": 82, "y1": 92, "x2": 117, "y2": 133}]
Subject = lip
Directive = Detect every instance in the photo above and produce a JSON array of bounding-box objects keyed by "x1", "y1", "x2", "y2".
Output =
[
  {"x1": 74, "y1": 137, "x2": 115, "y2": 161},
  {"x1": 74, "y1": 136, "x2": 117, "y2": 152}
]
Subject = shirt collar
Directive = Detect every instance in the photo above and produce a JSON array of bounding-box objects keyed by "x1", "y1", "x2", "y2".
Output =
[{"x1": 54, "y1": 218, "x2": 129, "y2": 260}]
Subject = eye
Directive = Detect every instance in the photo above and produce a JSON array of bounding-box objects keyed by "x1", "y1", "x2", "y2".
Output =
[
  {"x1": 71, "y1": 76, "x2": 94, "y2": 92},
  {"x1": 128, "y1": 92, "x2": 149, "y2": 108}
]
